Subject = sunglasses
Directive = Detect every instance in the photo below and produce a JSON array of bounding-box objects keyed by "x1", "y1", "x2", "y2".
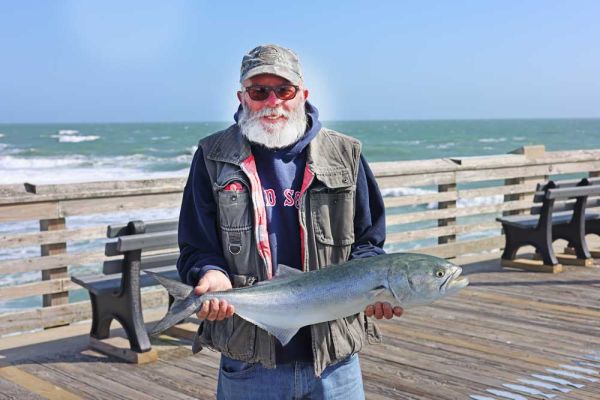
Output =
[{"x1": 243, "y1": 84, "x2": 300, "y2": 101}]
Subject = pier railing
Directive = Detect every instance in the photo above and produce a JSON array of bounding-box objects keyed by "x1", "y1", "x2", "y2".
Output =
[{"x1": 2, "y1": 145, "x2": 600, "y2": 336}]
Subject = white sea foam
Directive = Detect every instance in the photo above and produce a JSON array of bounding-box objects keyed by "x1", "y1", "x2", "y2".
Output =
[
  {"x1": 478, "y1": 137, "x2": 506, "y2": 143},
  {"x1": 151, "y1": 136, "x2": 171, "y2": 141},
  {"x1": 426, "y1": 142, "x2": 455, "y2": 149},
  {"x1": 513, "y1": 136, "x2": 526, "y2": 141},
  {"x1": 0, "y1": 133, "x2": 5, "y2": 138},
  {"x1": 52, "y1": 134, "x2": 100, "y2": 143},
  {"x1": 57, "y1": 129, "x2": 79, "y2": 135}
]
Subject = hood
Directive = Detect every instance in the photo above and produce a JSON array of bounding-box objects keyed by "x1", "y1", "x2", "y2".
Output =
[{"x1": 233, "y1": 101, "x2": 322, "y2": 162}]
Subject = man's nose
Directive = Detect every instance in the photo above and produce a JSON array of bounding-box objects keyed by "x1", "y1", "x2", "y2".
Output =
[{"x1": 264, "y1": 90, "x2": 281, "y2": 107}]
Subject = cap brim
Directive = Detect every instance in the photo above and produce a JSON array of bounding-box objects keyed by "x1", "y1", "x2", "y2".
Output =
[{"x1": 241, "y1": 65, "x2": 302, "y2": 85}]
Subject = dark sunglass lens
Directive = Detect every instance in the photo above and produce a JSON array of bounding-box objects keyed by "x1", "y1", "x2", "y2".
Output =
[
  {"x1": 247, "y1": 86, "x2": 269, "y2": 101},
  {"x1": 275, "y1": 85, "x2": 297, "y2": 100}
]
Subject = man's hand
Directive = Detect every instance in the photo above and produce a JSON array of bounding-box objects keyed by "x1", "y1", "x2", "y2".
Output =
[
  {"x1": 364, "y1": 302, "x2": 403, "y2": 320},
  {"x1": 194, "y1": 270, "x2": 235, "y2": 321}
]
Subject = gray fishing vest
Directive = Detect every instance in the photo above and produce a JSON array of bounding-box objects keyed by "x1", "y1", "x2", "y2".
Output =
[{"x1": 192, "y1": 125, "x2": 381, "y2": 377}]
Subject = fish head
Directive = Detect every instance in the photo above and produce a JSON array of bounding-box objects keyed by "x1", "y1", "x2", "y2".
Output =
[{"x1": 387, "y1": 253, "x2": 469, "y2": 306}]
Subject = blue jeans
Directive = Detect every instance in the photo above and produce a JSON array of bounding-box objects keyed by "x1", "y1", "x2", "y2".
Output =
[{"x1": 216, "y1": 354, "x2": 365, "y2": 400}]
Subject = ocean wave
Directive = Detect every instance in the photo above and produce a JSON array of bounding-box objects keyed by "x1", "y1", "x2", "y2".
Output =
[
  {"x1": 52, "y1": 134, "x2": 101, "y2": 143},
  {"x1": 512, "y1": 136, "x2": 526, "y2": 141},
  {"x1": 151, "y1": 136, "x2": 171, "y2": 141},
  {"x1": 0, "y1": 154, "x2": 187, "y2": 184},
  {"x1": 478, "y1": 137, "x2": 506, "y2": 143},
  {"x1": 0, "y1": 133, "x2": 5, "y2": 138}
]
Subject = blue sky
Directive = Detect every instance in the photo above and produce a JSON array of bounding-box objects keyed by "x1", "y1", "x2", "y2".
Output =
[{"x1": 1, "y1": 1, "x2": 599, "y2": 123}]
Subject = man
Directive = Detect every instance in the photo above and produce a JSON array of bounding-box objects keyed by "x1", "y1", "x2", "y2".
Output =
[{"x1": 177, "y1": 44, "x2": 403, "y2": 399}]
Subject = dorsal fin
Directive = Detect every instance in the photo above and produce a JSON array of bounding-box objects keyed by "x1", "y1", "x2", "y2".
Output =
[
  {"x1": 145, "y1": 270, "x2": 192, "y2": 300},
  {"x1": 274, "y1": 264, "x2": 303, "y2": 279}
]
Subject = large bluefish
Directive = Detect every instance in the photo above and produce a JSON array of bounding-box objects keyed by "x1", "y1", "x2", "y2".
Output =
[{"x1": 147, "y1": 253, "x2": 469, "y2": 345}]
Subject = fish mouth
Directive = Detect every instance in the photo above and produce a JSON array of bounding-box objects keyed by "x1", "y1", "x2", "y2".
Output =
[{"x1": 442, "y1": 266, "x2": 469, "y2": 292}]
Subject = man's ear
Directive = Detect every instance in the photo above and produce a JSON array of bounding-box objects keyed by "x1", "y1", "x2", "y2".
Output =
[
  {"x1": 303, "y1": 89, "x2": 309, "y2": 101},
  {"x1": 237, "y1": 91, "x2": 243, "y2": 103}
]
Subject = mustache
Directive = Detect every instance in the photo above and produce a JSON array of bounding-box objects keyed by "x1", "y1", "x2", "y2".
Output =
[{"x1": 243, "y1": 107, "x2": 290, "y2": 121}]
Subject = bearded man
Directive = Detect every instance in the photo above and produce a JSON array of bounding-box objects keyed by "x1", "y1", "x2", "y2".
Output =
[{"x1": 177, "y1": 44, "x2": 403, "y2": 400}]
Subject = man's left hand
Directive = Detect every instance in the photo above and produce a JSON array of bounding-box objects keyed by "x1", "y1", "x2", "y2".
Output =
[{"x1": 364, "y1": 302, "x2": 403, "y2": 320}]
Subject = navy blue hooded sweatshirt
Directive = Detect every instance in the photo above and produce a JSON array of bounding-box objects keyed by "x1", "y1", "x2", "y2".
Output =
[{"x1": 177, "y1": 101, "x2": 386, "y2": 363}]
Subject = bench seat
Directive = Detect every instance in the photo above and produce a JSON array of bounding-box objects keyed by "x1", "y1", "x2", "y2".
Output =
[
  {"x1": 72, "y1": 266, "x2": 180, "y2": 295},
  {"x1": 497, "y1": 210, "x2": 600, "y2": 229}
]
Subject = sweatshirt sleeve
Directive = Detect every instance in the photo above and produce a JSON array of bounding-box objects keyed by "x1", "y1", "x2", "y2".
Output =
[
  {"x1": 350, "y1": 154, "x2": 386, "y2": 259},
  {"x1": 176, "y1": 146, "x2": 230, "y2": 286}
]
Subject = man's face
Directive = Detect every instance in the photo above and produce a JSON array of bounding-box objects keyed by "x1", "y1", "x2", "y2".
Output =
[
  {"x1": 237, "y1": 74, "x2": 308, "y2": 121},
  {"x1": 236, "y1": 74, "x2": 310, "y2": 149}
]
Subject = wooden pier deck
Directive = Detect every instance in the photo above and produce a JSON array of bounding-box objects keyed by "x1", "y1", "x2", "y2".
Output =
[{"x1": 1, "y1": 255, "x2": 599, "y2": 400}]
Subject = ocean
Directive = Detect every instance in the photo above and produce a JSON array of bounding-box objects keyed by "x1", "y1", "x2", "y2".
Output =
[{"x1": 1, "y1": 118, "x2": 600, "y2": 313}]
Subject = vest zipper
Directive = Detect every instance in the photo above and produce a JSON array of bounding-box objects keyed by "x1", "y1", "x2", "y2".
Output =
[{"x1": 298, "y1": 165, "x2": 315, "y2": 272}]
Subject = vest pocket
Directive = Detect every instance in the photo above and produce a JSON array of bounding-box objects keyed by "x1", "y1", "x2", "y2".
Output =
[
  {"x1": 197, "y1": 315, "x2": 257, "y2": 360},
  {"x1": 310, "y1": 190, "x2": 355, "y2": 246},
  {"x1": 218, "y1": 188, "x2": 256, "y2": 276}
]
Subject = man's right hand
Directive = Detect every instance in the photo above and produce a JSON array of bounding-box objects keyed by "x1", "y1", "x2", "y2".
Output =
[{"x1": 194, "y1": 270, "x2": 235, "y2": 321}]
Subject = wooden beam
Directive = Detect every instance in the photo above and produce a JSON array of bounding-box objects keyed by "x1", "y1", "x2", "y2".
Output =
[{"x1": 40, "y1": 218, "x2": 68, "y2": 312}]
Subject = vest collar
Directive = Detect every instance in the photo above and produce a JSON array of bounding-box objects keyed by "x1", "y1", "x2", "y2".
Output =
[{"x1": 206, "y1": 126, "x2": 354, "y2": 188}]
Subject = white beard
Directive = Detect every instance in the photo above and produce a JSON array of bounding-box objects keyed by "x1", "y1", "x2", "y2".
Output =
[{"x1": 238, "y1": 100, "x2": 308, "y2": 149}]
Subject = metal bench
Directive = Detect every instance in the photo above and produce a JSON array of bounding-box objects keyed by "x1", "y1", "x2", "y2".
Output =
[
  {"x1": 534, "y1": 178, "x2": 600, "y2": 256},
  {"x1": 71, "y1": 218, "x2": 180, "y2": 362},
  {"x1": 496, "y1": 178, "x2": 600, "y2": 272}
]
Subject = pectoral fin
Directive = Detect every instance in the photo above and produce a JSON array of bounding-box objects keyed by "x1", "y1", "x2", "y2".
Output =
[{"x1": 235, "y1": 312, "x2": 300, "y2": 346}]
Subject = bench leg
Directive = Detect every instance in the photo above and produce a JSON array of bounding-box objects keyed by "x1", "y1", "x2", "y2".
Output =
[
  {"x1": 537, "y1": 233, "x2": 558, "y2": 266},
  {"x1": 500, "y1": 226, "x2": 521, "y2": 261},
  {"x1": 88, "y1": 290, "x2": 152, "y2": 353},
  {"x1": 89, "y1": 292, "x2": 113, "y2": 340},
  {"x1": 116, "y1": 289, "x2": 152, "y2": 353}
]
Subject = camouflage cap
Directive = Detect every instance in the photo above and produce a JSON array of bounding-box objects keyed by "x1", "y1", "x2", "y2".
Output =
[{"x1": 240, "y1": 44, "x2": 303, "y2": 85}]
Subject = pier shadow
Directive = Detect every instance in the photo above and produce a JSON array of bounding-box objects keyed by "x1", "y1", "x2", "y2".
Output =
[{"x1": 0, "y1": 319, "x2": 191, "y2": 367}]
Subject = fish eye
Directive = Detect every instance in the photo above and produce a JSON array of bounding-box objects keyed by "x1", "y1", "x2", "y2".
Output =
[{"x1": 435, "y1": 270, "x2": 445, "y2": 278}]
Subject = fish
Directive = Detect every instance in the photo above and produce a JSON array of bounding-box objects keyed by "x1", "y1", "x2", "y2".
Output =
[
  {"x1": 531, "y1": 374, "x2": 584, "y2": 389},
  {"x1": 545, "y1": 368, "x2": 598, "y2": 382},
  {"x1": 517, "y1": 379, "x2": 570, "y2": 393},
  {"x1": 146, "y1": 252, "x2": 469, "y2": 345},
  {"x1": 502, "y1": 383, "x2": 555, "y2": 399}
]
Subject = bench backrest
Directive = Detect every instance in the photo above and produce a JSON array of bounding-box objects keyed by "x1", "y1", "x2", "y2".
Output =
[
  {"x1": 102, "y1": 218, "x2": 179, "y2": 276},
  {"x1": 530, "y1": 178, "x2": 600, "y2": 215}
]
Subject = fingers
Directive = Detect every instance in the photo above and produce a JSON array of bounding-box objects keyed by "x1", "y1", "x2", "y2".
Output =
[
  {"x1": 365, "y1": 302, "x2": 404, "y2": 320},
  {"x1": 194, "y1": 278, "x2": 210, "y2": 296},
  {"x1": 195, "y1": 299, "x2": 234, "y2": 321}
]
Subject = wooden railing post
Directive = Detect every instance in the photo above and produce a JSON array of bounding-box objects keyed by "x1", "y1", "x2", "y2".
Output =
[
  {"x1": 40, "y1": 217, "x2": 69, "y2": 315},
  {"x1": 503, "y1": 145, "x2": 547, "y2": 216},
  {"x1": 437, "y1": 183, "x2": 457, "y2": 245}
]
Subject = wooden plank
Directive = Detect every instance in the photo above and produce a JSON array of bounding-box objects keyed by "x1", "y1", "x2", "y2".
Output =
[
  {"x1": 437, "y1": 183, "x2": 456, "y2": 244},
  {"x1": 375, "y1": 172, "x2": 455, "y2": 188},
  {"x1": 0, "y1": 202, "x2": 59, "y2": 222},
  {"x1": 386, "y1": 221, "x2": 499, "y2": 243},
  {"x1": 555, "y1": 253, "x2": 595, "y2": 266},
  {"x1": 460, "y1": 182, "x2": 536, "y2": 199},
  {"x1": 0, "y1": 250, "x2": 112, "y2": 275},
  {"x1": 0, "y1": 365, "x2": 82, "y2": 400},
  {"x1": 0, "y1": 278, "x2": 79, "y2": 301},
  {"x1": 0, "y1": 226, "x2": 106, "y2": 249},
  {"x1": 501, "y1": 258, "x2": 563, "y2": 273},
  {"x1": 386, "y1": 199, "x2": 532, "y2": 226},
  {"x1": 40, "y1": 218, "x2": 68, "y2": 310},
  {"x1": 0, "y1": 289, "x2": 167, "y2": 336},
  {"x1": 59, "y1": 192, "x2": 182, "y2": 217},
  {"x1": 88, "y1": 337, "x2": 158, "y2": 364},
  {"x1": 383, "y1": 191, "x2": 456, "y2": 208},
  {"x1": 414, "y1": 236, "x2": 505, "y2": 258}
]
